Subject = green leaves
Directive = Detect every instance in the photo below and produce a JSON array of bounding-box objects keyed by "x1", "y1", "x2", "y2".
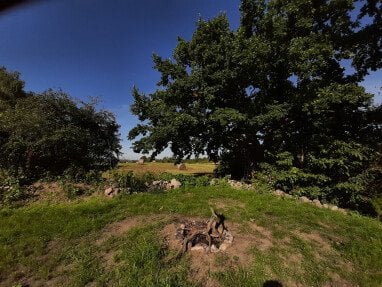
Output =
[
  {"x1": 0, "y1": 76, "x2": 121, "y2": 180},
  {"x1": 129, "y1": 0, "x2": 381, "y2": 191}
]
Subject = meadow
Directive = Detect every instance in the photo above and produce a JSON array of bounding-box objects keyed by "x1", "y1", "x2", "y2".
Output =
[
  {"x1": 116, "y1": 161, "x2": 216, "y2": 175},
  {"x1": 0, "y1": 164, "x2": 381, "y2": 287}
]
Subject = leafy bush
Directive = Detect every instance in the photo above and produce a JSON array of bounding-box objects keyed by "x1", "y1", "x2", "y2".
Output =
[
  {"x1": 0, "y1": 175, "x2": 30, "y2": 205},
  {"x1": 58, "y1": 180, "x2": 96, "y2": 199},
  {"x1": 0, "y1": 68, "x2": 121, "y2": 181},
  {"x1": 63, "y1": 168, "x2": 103, "y2": 185},
  {"x1": 158, "y1": 173, "x2": 211, "y2": 187},
  {"x1": 108, "y1": 171, "x2": 156, "y2": 194}
]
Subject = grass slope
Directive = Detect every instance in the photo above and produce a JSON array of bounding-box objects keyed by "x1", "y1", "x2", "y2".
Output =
[{"x1": 0, "y1": 185, "x2": 381, "y2": 287}]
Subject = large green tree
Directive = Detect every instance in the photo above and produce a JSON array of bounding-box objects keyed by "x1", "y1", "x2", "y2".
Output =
[
  {"x1": 0, "y1": 67, "x2": 121, "y2": 179},
  {"x1": 129, "y1": 0, "x2": 381, "y2": 208}
]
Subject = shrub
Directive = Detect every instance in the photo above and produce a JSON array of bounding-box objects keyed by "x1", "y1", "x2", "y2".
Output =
[
  {"x1": 108, "y1": 171, "x2": 157, "y2": 194},
  {"x1": 158, "y1": 173, "x2": 211, "y2": 187},
  {"x1": 0, "y1": 175, "x2": 30, "y2": 205}
]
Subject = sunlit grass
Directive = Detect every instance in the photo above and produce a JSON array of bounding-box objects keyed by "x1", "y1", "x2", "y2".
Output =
[
  {"x1": 115, "y1": 162, "x2": 216, "y2": 175},
  {"x1": 0, "y1": 186, "x2": 381, "y2": 286}
]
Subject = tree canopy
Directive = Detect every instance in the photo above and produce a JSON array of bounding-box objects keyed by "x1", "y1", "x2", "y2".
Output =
[
  {"x1": 0, "y1": 67, "x2": 121, "y2": 180},
  {"x1": 129, "y1": 0, "x2": 381, "y2": 210}
]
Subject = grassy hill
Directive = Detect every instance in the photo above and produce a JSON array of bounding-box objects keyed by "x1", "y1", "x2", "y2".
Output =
[{"x1": 0, "y1": 184, "x2": 381, "y2": 287}]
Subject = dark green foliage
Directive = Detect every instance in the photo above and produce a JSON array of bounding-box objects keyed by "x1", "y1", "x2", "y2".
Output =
[
  {"x1": 108, "y1": 171, "x2": 157, "y2": 193},
  {"x1": 129, "y1": 0, "x2": 382, "y2": 213},
  {"x1": 0, "y1": 67, "x2": 121, "y2": 180},
  {"x1": 59, "y1": 181, "x2": 87, "y2": 199},
  {"x1": 158, "y1": 173, "x2": 211, "y2": 187},
  {"x1": 108, "y1": 171, "x2": 211, "y2": 194},
  {"x1": 0, "y1": 176, "x2": 29, "y2": 205}
]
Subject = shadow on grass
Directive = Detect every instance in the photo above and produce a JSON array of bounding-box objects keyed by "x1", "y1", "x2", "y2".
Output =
[{"x1": 263, "y1": 280, "x2": 283, "y2": 287}]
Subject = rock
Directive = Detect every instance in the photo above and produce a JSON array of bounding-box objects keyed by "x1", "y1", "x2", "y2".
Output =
[
  {"x1": 151, "y1": 180, "x2": 169, "y2": 189},
  {"x1": 219, "y1": 243, "x2": 230, "y2": 251},
  {"x1": 190, "y1": 245, "x2": 205, "y2": 252},
  {"x1": 228, "y1": 180, "x2": 253, "y2": 190},
  {"x1": 210, "y1": 244, "x2": 219, "y2": 253},
  {"x1": 137, "y1": 159, "x2": 144, "y2": 164},
  {"x1": 322, "y1": 203, "x2": 330, "y2": 209},
  {"x1": 223, "y1": 230, "x2": 234, "y2": 244},
  {"x1": 210, "y1": 178, "x2": 218, "y2": 185},
  {"x1": 177, "y1": 163, "x2": 187, "y2": 170},
  {"x1": 284, "y1": 193, "x2": 293, "y2": 198},
  {"x1": 330, "y1": 205, "x2": 339, "y2": 211},
  {"x1": 104, "y1": 187, "x2": 113, "y2": 196},
  {"x1": 312, "y1": 199, "x2": 322, "y2": 208},
  {"x1": 273, "y1": 189, "x2": 285, "y2": 196},
  {"x1": 338, "y1": 208, "x2": 347, "y2": 214},
  {"x1": 299, "y1": 196, "x2": 311, "y2": 203},
  {"x1": 167, "y1": 178, "x2": 181, "y2": 189},
  {"x1": 104, "y1": 186, "x2": 120, "y2": 197}
]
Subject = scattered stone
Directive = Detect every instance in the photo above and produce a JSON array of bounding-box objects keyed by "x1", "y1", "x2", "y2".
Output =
[
  {"x1": 299, "y1": 196, "x2": 312, "y2": 203},
  {"x1": 228, "y1": 180, "x2": 253, "y2": 190},
  {"x1": 190, "y1": 245, "x2": 205, "y2": 252},
  {"x1": 177, "y1": 163, "x2": 187, "y2": 170},
  {"x1": 219, "y1": 243, "x2": 230, "y2": 251},
  {"x1": 273, "y1": 189, "x2": 285, "y2": 196},
  {"x1": 104, "y1": 186, "x2": 120, "y2": 197},
  {"x1": 330, "y1": 205, "x2": 339, "y2": 211},
  {"x1": 210, "y1": 178, "x2": 219, "y2": 185},
  {"x1": 338, "y1": 208, "x2": 347, "y2": 214},
  {"x1": 312, "y1": 199, "x2": 323, "y2": 208},
  {"x1": 137, "y1": 158, "x2": 144, "y2": 164},
  {"x1": 223, "y1": 229, "x2": 234, "y2": 244},
  {"x1": 268, "y1": 188, "x2": 348, "y2": 214},
  {"x1": 148, "y1": 179, "x2": 182, "y2": 190},
  {"x1": 210, "y1": 244, "x2": 219, "y2": 253},
  {"x1": 151, "y1": 180, "x2": 169, "y2": 190},
  {"x1": 167, "y1": 178, "x2": 181, "y2": 189}
]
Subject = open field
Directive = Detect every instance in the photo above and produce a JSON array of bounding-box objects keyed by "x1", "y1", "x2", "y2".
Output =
[
  {"x1": 116, "y1": 162, "x2": 216, "y2": 175},
  {"x1": 1, "y1": 185, "x2": 381, "y2": 287}
]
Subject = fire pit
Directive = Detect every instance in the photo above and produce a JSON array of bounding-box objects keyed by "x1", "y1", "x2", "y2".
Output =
[{"x1": 174, "y1": 209, "x2": 234, "y2": 256}]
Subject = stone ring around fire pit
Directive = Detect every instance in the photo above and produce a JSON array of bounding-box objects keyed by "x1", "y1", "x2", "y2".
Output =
[{"x1": 175, "y1": 209, "x2": 234, "y2": 257}]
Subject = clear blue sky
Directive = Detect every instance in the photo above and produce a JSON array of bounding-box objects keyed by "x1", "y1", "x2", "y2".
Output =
[{"x1": 0, "y1": 0, "x2": 380, "y2": 159}]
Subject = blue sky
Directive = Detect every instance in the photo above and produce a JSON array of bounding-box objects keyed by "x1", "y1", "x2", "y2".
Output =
[{"x1": 0, "y1": 0, "x2": 380, "y2": 159}]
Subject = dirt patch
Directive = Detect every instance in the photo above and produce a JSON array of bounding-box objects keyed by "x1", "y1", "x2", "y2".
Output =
[
  {"x1": 161, "y1": 217, "x2": 265, "y2": 287},
  {"x1": 294, "y1": 231, "x2": 332, "y2": 252},
  {"x1": 96, "y1": 214, "x2": 168, "y2": 246},
  {"x1": 324, "y1": 272, "x2": 356, "y2": 287},
  {"x1": 248, "y1": 222, "x2": 274, "y2": 251},
  {"x1": 209, "y1": 198, "x2": 245, "y2": 210},
  {"x1": 32, "y1": 182, "x2": 68, "y2": 202}
]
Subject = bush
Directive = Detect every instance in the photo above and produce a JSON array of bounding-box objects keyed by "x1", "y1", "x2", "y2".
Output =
[
  {"x1": 107, "y1": 171, "x2": 212, "y2": 194},
  {"x1": 0, "y1": 74, "x2": 121, "y2": 181},
  {"x1": 63, "y1": 168, "x2": 103, "y2": 185},
  {"x1": 0, "y1": 175, "x2": 30, "y2": 205},
  {"x1": 108, "y1": 171, "x2": 157, "y2": 194},
  {"x1": 158, "y1": 173, "x2": 211, "y2": 187}
]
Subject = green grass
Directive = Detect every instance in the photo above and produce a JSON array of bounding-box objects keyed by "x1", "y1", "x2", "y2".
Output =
[{"x1": 0, "y1": 185, "x2": 381, "y2": 286}]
